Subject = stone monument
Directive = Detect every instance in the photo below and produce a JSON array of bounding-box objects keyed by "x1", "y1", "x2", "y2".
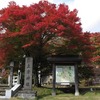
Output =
[
  {"x1": 24, "y1": 57, "x2": 33, "y2": 90},
  {"x1": 18, "y1": 57, "x2": 37, "y2": 99}
]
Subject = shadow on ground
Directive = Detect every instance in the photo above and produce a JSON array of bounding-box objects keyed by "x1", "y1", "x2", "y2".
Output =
[
  {"x1": 36, "y1": 86, "x2": 100, "y2": 100},
  {"x1": 79, "y1": 87, "x2": 100, "y2": 95}
]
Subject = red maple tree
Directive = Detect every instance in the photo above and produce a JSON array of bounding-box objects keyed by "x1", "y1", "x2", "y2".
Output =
[
  {"x1": 90, "y1": 33, "x2": 100, "y2": 64},
  {"x1": 0, "y1": 1, "x2": 93, "y2": 67},
  {"x1": 0, "y1": 1, "x2": 95, "y2": 86},
  {"x1": 0, "y1": 1, "x2": 93, "y2": 86}
]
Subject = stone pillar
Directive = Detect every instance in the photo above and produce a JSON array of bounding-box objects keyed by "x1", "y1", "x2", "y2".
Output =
[
  {"x1": 24, "y1": 57, "x2": 33, "y2": 90},
  {"x1": 74, "y1": 64, "x2": 79, "y2": 96},
  {"x1": 9, "y1": 61, "x2": 14, "y2": 88},
  {"x1": 17, "y1": 57, "x2": 37, "y2": 99}
]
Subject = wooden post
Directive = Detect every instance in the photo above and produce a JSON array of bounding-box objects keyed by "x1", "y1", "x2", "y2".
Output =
[
  {"x1": 74, "y1": 64, "x2": 79, "y2": 96},
  {"x1": 52, "y1": 64, "x2": 56, "y2": 96}
]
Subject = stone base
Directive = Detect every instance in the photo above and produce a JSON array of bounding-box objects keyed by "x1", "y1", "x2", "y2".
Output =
[
  {"x1": 75, "y1": 91, "x2": 79, "y2": 96},
  {"x1": 17, "y1": 90, "x2": 37, "y2": 99}
]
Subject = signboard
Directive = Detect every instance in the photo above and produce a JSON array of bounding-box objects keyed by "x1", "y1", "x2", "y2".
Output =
[
  {"x1": 24, "y1": 57, "x2": 33, "y2": 90},
  {"x1": 56, "y1": 65, "x2": 75, "y2": 84}
]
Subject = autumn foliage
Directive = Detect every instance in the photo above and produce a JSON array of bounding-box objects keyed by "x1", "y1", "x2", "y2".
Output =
[
  {"x1": 90, "y1": 33, "x2": 100, "y2": 64},
  {"x1": 0, "y1": 1, "x2": 94, "y2": 67}
]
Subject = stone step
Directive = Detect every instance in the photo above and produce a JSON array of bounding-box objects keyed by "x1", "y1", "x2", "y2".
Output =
[
  {"x1": 0, "y1": 84, "x2": 9, "y2": 89},
  {"x1": 0, "y1": 91, "x2": 5, "y2": 96},
  {"x1": 0, "y1": 89, "x2": 5, "y2": 92},
  {"x1": 0, "y1": 87, "x2": 9, "y2": 90},
  {"x1": 0, "y1": 84, "x2": 9, "y2": 96},
  {"x1": 0, "y1": 84, "x2": 8, "y2": 87}
]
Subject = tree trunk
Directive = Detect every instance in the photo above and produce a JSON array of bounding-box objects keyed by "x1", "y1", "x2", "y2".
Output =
[{"x1": 33, "y1": 68, "x2": 41, "y2": 87}]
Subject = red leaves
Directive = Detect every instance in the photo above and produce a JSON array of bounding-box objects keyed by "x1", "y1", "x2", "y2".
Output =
[
  {"x1": 68, "y1": 45, "x2": 77, "y2": 49},
  {"x1": 69, "y1": 9, "x2": 79, "y2": 22},
  {"x1": 57, "y1": 25, "x2": 66, "y2": 31},
  {"x1": 0, "y1": 48, "x2": 7, "y2": 67},
  {"x1": 22, "y1": 43, "x2": 32, "y2": 48},
  {"x1": 8, "y1": 32, "x2": 21, "y2": 37},
  {"x1": 0, "y1": 1, "x2": 94, "y2": 66},
  {"x1": 29, "y1": 15, "x2": 41, "y2": 24},
  {"x1": 34, "y1": 22, "x2": 47, "y2": 31},
  {"x1": 58, "y1": 32, "x2": 65, "y2": 36},
  {"x1": 0, "y1": 1, "x2": 82, "y2": 39},
  {"x1": 90, "y1": 33, "x2": 100, "y2": 64},
  {"x1": 22, "y1": 41, "x2": 35, "y2": 48},
  {"x1": 58, "y1": 4, "x2": 69, "y2": 15},
  {"x1": 21, "y1": 24, "x2": 34, "y2": 34},
  {"x1": 8, "y1": 1, "x2": 16, "y2": 6},
  {"x1": 91, "y1": 56, "x2": 100, "y2": 62}
]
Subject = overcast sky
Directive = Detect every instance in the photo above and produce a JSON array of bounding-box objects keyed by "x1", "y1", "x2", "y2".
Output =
[{"x1": 0, "y1": 0, "x2": 100, "y2": 32}]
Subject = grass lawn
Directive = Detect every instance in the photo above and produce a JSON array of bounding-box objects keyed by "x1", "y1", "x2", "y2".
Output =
[
  {"x1": 11, "y1": 86, "x2": 100, "y2": 100},
  {"x1": 37, "y1": 93, "x2": 100, "y2": 100}
]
